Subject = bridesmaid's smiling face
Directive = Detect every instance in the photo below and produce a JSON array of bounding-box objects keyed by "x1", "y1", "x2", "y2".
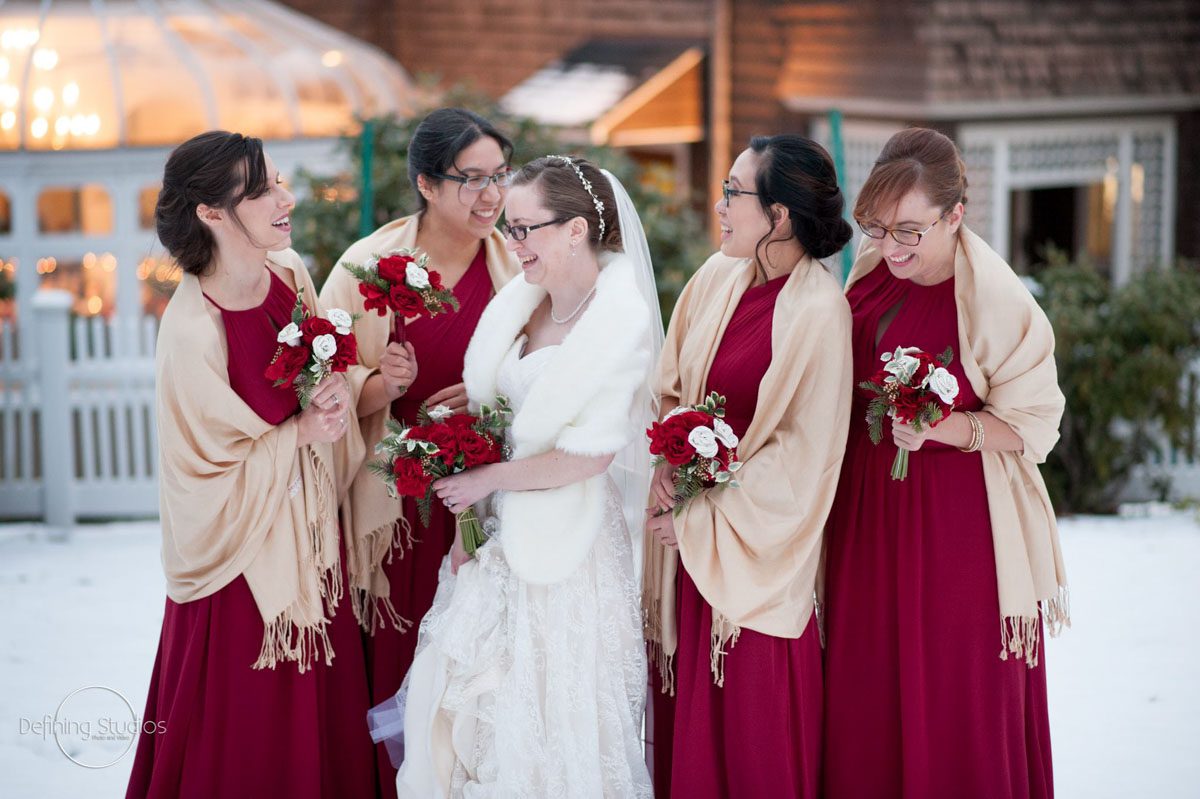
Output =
[
  {"x1": 420, "y1": 135, "x2": 510, "y2": 239},
  {"x1": 863, "y1": 188, "x2": 964, "y2": 286},
  {"x1": 714, "y1": 148, "x2": 773, "y2": 261},
  {"x1": 203, "y1": 152, "x2": 295, "y2": 254}
]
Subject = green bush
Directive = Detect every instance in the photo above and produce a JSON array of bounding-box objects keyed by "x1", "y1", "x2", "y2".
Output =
[
  {"x1": 289, "y1": 86, "x2": 710, "y2": 321},
  {"x1": 1035, "y1": 250, "x2": 1200, "y2": 513}
]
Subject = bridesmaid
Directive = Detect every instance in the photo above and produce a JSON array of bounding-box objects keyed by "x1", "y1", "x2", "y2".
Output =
[
  {"x1": 823, "y1": 127, "x2": 1068, "y2": 798},
  {"x1": 318, "y1": 107, "x2": 520, "y2": 796},
  {"x1": 643, "y1": 134, "x2": 854, "y2": 798},
  {"x1": 127, "y1": 131, "x2": 380, "y2": 797}
]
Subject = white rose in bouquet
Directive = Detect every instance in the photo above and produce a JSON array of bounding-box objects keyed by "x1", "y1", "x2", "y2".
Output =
[
  {"x1": 712, "y1": 417, "x2": 739, "y2": 449},
  {"x1": 926, "y1": 366, "x2": 960, "y2": 405},
  {"x1": 405, "y1": 261, "x2": 431, "y2": 289},
  {"x1": 688, "y1": 426, "x2": 720, "y2": 459},
  {"x1": 276, "y1": 322, "x2": 302, "y2": 347},
  {"x1": 311, "y1": 333, "x2": 338, "y2": 362},
  {"x1": 327, "y1": 308, "x2": 353, "y2": 336}
]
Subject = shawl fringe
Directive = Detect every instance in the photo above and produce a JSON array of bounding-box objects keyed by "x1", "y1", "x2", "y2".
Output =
[
  {"x1": 709, "y1": 614, "x2": 742, "y2": 688},
  {"x1": 253, "y1": 611, "x2": 334, "y2": 674},
  {"x1": 999, "y1": 587, "x2": 1071, "y2": 668},
  {"x1": 352, "y1": 587, "x2": 412, "y2": 635}
]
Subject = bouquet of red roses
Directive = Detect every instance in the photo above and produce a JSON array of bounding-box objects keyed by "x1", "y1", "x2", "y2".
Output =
[
  {"x1": 370, "y1": 397, "x2": 512, "y2": 556},
  {"x1": 264, "y1": 288, "x2": 359, "y2": 408},
  {"x1": 646, "y1": 391, "x2": 742, "y2": 515},
  {"x1": 858, "y1": 345, "x2": 960, "y2": 480},
  {"x1": 339, "y1": 248, "x2": 459, "y2": 344}
]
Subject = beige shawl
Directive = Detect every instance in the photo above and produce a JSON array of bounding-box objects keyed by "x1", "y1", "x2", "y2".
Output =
[
  {"x1": 156, "y1": 248, "x2": 370, "y2": 672},
  {"x1": 846, "y1": 226, "x2": 1070, "y2": 666},
  {"x1": 643, "y1": 252, "x2": 853, "y2": 689},
  {"x1": 318, "y1": 214, "x2": 519, "y2": 629}
]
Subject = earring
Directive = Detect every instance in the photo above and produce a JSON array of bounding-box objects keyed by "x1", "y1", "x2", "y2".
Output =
[{"x1": 570, "y1": 244, "x2": 577, "y2": 258}]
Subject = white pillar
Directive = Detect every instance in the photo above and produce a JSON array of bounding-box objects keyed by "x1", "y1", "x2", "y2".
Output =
[{"x1": 33, "y1": 289, "x2": 75, "y2": 539}]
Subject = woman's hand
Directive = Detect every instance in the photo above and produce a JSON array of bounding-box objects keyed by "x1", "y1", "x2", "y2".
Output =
[
  {"x1": 433, "y1": 465, "x2": 498, "y2": 514},
  {"x1": 379, "y1": 341, "x2": 418, "y2": 400},
  {"x1": 649, "y1": 462, "x2": 677, "y2": 515},
  {"x1": 297, "y1": 392, "x2": 348, "y2": 448},
  {"x1": 645, "y1": 508, "x2": 678, "y2": 549},
  {"x1": 424, "y1": 382, "x2": 469, "y2": 415},
  {"x1": 449, "y1": 528, "x2": 471, "y2": 575},
  {"x1": 891, "y1": 419, "x2": 938, "y2": 452},
  {"x1": 309, "y1": 373, "x2": 351, "y2": 412}
]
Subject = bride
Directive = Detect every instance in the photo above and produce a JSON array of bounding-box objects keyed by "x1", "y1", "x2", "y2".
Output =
[{"x1": 378, "y1": 155, "x2": 661, "y2": 797}]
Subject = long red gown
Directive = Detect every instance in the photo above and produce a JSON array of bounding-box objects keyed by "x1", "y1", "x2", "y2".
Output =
[
  {"x1": 126, "y1": 268, "x2": 379, "y2": 799},
  {"x1": 363, "y1": 243, "x2": 493, "y2": 798},
  {"x1": 823, "y1": 263, "x2": 1053, "y2": 798},
  {"x1": 652, "y1": 274, "x2": 824, "y2": 799}
]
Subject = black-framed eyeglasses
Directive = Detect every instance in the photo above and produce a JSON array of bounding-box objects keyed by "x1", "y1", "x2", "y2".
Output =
[
  {"x1": 721, "y1": 179, "x2": 760, "y2": 204},
  {"x1": 433, "y1": 168, "x2": 516, "y2": 192},
  {"x1": 502, "y1": 217, "x2": 570, "y2": 242},
  {"x1": 858, "y1": 210, "x2": 949, "y2": 246}
]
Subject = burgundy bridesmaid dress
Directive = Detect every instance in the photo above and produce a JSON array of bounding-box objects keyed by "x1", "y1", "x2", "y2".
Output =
[
  {"x1": 653, "y1": 275, "x2": 824, "y2": 799},
  {"x1": 363, "y1": 243, "x2": 494, "y2": 798},
  {"x1": 822, "y1": 263, "x2": 1053, "y2": 798},
  {"x1": 126, "y1": 268, "x2": 380, "y2": 799}
]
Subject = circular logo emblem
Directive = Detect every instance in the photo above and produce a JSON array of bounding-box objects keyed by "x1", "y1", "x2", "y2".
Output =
[{"x1": 52, "y1": 686, "x2": 138, "y2": 769}]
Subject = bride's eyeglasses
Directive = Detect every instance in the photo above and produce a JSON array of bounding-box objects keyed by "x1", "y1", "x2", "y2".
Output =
[{"x1": 502, "y1": 217, "x2": 570, "y2": 242}]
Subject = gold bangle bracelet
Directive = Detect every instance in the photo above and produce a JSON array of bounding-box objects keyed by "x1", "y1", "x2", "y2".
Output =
[{"x1": 959, "y1": 410, "x2": 983, "y2": 453}]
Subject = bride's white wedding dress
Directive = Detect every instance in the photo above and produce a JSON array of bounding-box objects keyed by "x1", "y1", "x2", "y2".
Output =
[{"x1": 395, "y1": 335, "x2": 652, "y2": 798}]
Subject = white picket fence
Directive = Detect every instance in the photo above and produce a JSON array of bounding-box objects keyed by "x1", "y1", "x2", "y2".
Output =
[{"x1": 0, "y1": 290, "x2": 159, "y2": 527}]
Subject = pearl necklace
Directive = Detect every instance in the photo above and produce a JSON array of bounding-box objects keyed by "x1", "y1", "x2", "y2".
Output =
[{"x1": 550, "y1": 286, "x2": 596, "y2": 324}]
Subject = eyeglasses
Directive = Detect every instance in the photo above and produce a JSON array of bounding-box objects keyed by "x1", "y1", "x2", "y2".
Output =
[
  {"x1": 502, "y1": 217, "x2": 570, "y2": 242},
  {"x1": 721, "y1": 179, "x2": 760, "y2": 204},
  {"x1": 858, "y1": 211, "x2": 948, "y2": 246},
  {"x1": 433, "y1": 169, "x2": 516, "y2": 193}
]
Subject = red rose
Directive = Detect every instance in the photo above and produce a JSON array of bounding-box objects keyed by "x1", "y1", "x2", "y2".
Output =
[
  {"x1": 331, "y1": 332, "x2": 358, "y2": 372},
  {"x1": 359, "y1": 282, "x2": 389, "y2": 316},
  {"x1": 426, "y1": 269, "x2": 445, "y2": 292},
  {"x1": 446, "y1": 414, "x2": 477, "y2": 430},
  {"x1": 264, "y1": 344, "x2": 309, "y2": 389},
  {"x1": 300, "y1": 316, "x2": 336, "y2": 344},
  {"x1": 377, "y1": 254, "x2": 416, "y2": 285},
  {"x1": 388, "y1": 284, "x2": 425, "y2": 318},
  {"x1": 392, "y1": 456, "x2": 433, "y2": 498},
  {"x1": 648, "y1": 415, "x2": 703, "y2": 466},
  {"x1": 410, "y1": 423, "x2": 459, "y2": 466},
  {"x1": 460, "y1": 431, "x2": 501, "y2": 467}
]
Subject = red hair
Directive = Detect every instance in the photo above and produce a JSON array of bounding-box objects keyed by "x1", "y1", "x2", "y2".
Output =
[{"x1": 854, "y1": 128, "x2": 968, "y2": 224}]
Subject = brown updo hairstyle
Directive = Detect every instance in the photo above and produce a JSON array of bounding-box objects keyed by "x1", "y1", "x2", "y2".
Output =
[
  {"x1": 154, "y1": 131, "x2": 270, "y2": 276},
  {"x1": 511, "y1": 156, "x2": 623, "y2": 253},
  {"x1": 853, "y1": 127, "x2": 968, "y2": 225},
  {"x1": 747, "y1": 134, "x2": 854, "y2": 262}
]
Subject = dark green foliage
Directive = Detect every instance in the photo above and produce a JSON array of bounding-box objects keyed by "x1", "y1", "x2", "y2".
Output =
[{"x1": 1035, "y1": 249, "x2": 1200, "y2": 513}]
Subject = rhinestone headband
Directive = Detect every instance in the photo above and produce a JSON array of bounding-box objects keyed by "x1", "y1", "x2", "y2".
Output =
[{"x1": 547, "y1": 155, "x2": 605, "y2": 241}]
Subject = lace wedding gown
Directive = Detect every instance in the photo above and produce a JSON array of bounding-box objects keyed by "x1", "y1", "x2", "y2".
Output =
[{"x1": 394, "y1": 336, "x2": 652, "y2": 798}]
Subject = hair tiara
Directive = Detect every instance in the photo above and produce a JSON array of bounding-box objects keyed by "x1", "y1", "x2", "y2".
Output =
[{"x1": 547, "y1": 155, "x2": 605, "y2": 241}]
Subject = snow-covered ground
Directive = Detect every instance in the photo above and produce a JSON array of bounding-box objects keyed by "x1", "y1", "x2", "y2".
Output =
[{"x1": 1, "y1": 514, "x2": 1197, "y2": 797}]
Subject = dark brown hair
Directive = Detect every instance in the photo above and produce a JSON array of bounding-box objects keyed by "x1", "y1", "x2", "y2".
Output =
[
  {"x1": 155, "y1": 131, "x2": 270, "y2": 276},
  {"x1": 747, "y1": 134, "x2": 853, "y2": 262},
  {"x1": 853, "y1": 127, "x2": 968, "y2": 224},
  {"x1": 512, "y1": 156, "x2": 622, "y2": 253},
  {"x1": 408, "y1": 108, "x2": 514, "y2": 211}
]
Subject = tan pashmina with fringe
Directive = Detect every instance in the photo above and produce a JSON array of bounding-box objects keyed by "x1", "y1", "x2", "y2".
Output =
[
  {"x1": 643, "y1": 252, "x2": 853, "y2": 690},
  {"x1": 157, "y1": 248, "x2": 380, "y2": 673},
  {"x1": 845, "y1": 226, "x2": 1070, "y2": 666},
  {"x1": 319, "y1": 214, "x2": 519, "y2": 630}
]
